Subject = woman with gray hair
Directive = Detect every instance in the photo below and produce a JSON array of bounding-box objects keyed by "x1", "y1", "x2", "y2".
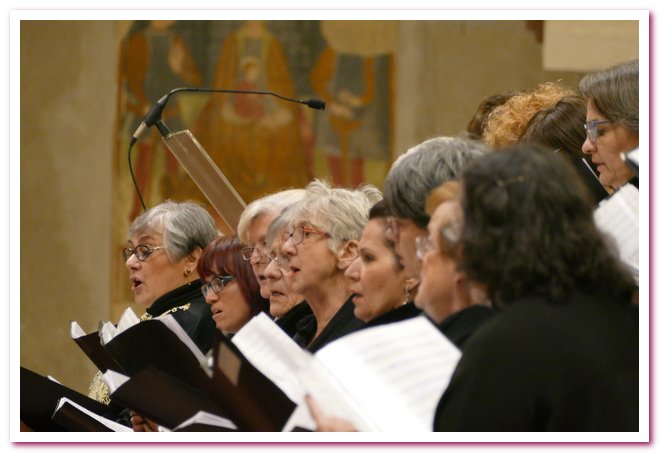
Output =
[
  {"x1": 383, "y1": 136, "x2": 488, "y2": 284},
  {"x1": 580, "y1": 59, "x2": 639, "y2": 190},
  {"x1": 89, "y1": 200, "x2": 219, "y2": 424},
  {"x1": 261, "y1": 213, "x2": 312, "y2": 339},
  {"x1": 237, "y1": 189, "x2": 306, "y2": 299},
  {"x1": 278, "y1": 179, "x2": 381, "y2": 352},
  {"x1": 122, "y1": 200, "x2": 219, "y2": 352}
]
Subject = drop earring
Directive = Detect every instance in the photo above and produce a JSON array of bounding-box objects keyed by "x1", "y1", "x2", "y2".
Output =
[{"x1": 403, "y1": 285, "x2": 410, "y2": 305}]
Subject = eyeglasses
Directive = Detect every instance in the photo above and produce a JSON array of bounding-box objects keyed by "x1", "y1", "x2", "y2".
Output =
[
  {"x1": 415, "y1": 235, "x2": 436, "y2": 260},
  {"x1": 267, "y1": 252, "x2": 289, "y2": 269},
  {"x1": 240, "y1": 245, "x2": 270, "y2": 263},
  {"x1": 584, "y1": 119, "x2": 614, "y2": 143},
  {"x1": 201, "y1": 275, "x2": 235, "y2": 298},
  {"x1": 122, "y1": 244, "x2": 165, "y2": 262},
  {"x1": 282, "y1": 225, "x2": 331, "y2": 246}
]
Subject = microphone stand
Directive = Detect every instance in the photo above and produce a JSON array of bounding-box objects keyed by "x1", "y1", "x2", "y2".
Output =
[{"x1": 127, "y1": 87, "x2": 326, "y2": 232}]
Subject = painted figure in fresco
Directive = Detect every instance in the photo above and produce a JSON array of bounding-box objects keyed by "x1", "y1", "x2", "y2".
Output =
[
  {"x1": 119, "y1": 20, "x2": 203, "y2": 220},
  {"x1": 310, "y1": 42, "x2": 392, "y2": 188},
  {"x1": 194, "y1": 20, "x2": 310, "y2": 203}
]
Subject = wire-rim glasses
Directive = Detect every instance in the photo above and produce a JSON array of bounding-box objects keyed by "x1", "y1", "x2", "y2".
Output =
[
  {"x1": 122, "y1": 244, "x2": 165, "y2": 262},
  {"x1": 282, "y1": 225, "x2": 331, "y2": 246},
  {"x1": 240, "y1": 245, "x2": 270, "y2": 263},
  {"x1": 584, "y1": 119, "x2": 614, "y2": 143}
]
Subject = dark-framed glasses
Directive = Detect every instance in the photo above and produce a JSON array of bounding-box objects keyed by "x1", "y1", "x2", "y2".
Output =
[
  {"x1": 201, "y1": 275, "x2": 235, "y2": 298},
  {"x1": 282, "y1": 225, "x2": 331, "y2": 246},
  {"x1": 122, "y1": 244, "x2": 165, "y2": 262},
  {"x1": 584, "y1": 119, "x2": 614, "y2": 143}
]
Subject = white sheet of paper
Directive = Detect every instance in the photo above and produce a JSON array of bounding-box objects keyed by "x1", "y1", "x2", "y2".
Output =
[
  {"x1": 172, "y1": 410, "x2": 238, "y2": 431},
  {"x1": 311, "y1": 316, "x2": 461, "y2": 432},
  {"x1": 54, "y1": 397, "x2": 133, "y2": 432},
  {"x1": 231, "y1": 313, "x2": 311, "y2": 403},
  {"x1": 594, "y1": 183, "x2": 639, "y2": 278},
  {"x1": 70, "y1": 321, "x2": 86, "y2": 339}
]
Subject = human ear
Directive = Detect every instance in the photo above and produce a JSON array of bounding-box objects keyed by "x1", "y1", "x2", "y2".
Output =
[{"x1": 337, "y1": 240, "x2": 359, "y2": 270}]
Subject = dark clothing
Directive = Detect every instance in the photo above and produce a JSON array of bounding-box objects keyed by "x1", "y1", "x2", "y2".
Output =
[
  {"x1": 110, "y1": 280, "x2": 215, "y2": 427},
  {"x1": 293, "y1": 296, "x2": 365, "y2": 353},
  {"x1": 362, "y1": 302, "x2": 422, "y2": 329},
  {"x1": 275, "y1": 301, "x2": 313, "y2": 339},
  {"x1": 437, "y1": 305, "x2": 495, "y2": 349},
  {"x1": 145, "y1": 279, "x2": 216, "y2": 354},
  {"x1": 434, "y1": 295, "x2": 639, "y2": 432}
]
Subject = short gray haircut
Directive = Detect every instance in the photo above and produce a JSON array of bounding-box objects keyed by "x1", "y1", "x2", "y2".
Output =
[
  {"x1": 128, "y1": 200, "x2": 218, "y2": 261},
  {"x1": 384, "y1": 136, "x2": 489, "y2": 228},
  {"x1": 579, "y1": 59, "x2": 639, "y2": 134},
  {"x1": 237, "y1": 189, "x2": 307, "y2": 244},
  {"x1": 278, "y1": 179, "x2": 382, "y2": 254}
]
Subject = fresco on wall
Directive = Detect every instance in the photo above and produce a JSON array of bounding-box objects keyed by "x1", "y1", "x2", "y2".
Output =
[{"x1": 112, "y1": 20, "x2": 397, "y2": 314}]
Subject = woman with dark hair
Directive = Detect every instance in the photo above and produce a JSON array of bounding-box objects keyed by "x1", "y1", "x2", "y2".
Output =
[
  {"x1": 197, "y1": 235, "x2": 270, "y2": 335},
  {"x1": 344, "y1": 200, "x2": 421, "y2": 328},
  {"x1": 519, "y1": 95, "x2": 609, "y2": 203},
  {"x1": 434, "y1": 144, "x2": 638, "y2": 431}
]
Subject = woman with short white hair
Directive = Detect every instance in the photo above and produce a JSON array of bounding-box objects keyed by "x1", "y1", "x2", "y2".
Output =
[{"x1": 277, "y1": 180, "x2": 381, "y2": 352}]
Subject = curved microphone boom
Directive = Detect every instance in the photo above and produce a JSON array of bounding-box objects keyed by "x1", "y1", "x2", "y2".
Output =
[
  {"x1": 127, "y1": 87, "x2": 325, "y2": 213},
  {"x1": 129, "y1": 87, "x2": 326, "y2": 146}
]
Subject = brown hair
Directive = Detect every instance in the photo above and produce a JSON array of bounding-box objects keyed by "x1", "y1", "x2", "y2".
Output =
[{"x1": 197, "y1": 235, "x2": 269, "y2": 317}]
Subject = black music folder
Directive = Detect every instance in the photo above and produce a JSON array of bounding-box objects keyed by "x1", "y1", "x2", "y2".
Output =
[{"x1": 20, "y1": 366, "x2": 118, "y2": 432}]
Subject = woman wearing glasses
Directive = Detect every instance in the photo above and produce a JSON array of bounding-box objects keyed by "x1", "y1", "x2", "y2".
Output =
[
  {"x1": 121, "y1": 200, "x2": 219, "y2": 353},
  {"x1": 236, "y1": 189, "x2": 306, "y2": 299},
  {"x1": 90, "y1": 200, "x2": 218, "y2": 429},
  {"x1": 580, "y1": 59, "x2": 639, "y2": 190},
  {"x1": 278, "y1": 179, "x2": 381, "y2": 352},
  {"x1": 262, "y1": 214, "x2": 312, "y2": 339},
  {"x1": 197, "y1": 235, "x2": 270, "y2": 335}
]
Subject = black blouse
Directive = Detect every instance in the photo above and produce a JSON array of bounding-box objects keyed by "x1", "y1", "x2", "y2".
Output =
[{"x1": 145, "y1": 279, "x2": 215, "y2": 354}]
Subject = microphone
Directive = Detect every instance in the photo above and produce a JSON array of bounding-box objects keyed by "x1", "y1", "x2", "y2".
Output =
[{"x1": 129, "y1": 87, "x2": 326, "y2": 146}]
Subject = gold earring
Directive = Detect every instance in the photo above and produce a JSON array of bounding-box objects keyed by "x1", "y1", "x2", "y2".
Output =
[{"x1": 403, "y1": 286, "x2": 410, "y2": 304}]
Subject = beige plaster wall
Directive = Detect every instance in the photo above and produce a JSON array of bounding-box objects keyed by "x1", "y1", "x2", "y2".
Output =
[
  {"x1": 395, "y1": 20, "x2": 587, "y2": 152},
  {"x1": 18, "y1": 19, "x2": 638, "y2": 395},
  {"x1": 20, "y1": 20, "x2": 118, "y2": 393}
]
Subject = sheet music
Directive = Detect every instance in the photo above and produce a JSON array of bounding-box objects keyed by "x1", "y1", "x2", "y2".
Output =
[
  {"x1": 101, "y1": 369, "x2": 130, "y2": 393},
  {"x1": 594, "y1": 183, "x2": 639, "y2": 279},
  {"x1": 54, "y1": 397, "x2": 133, "y2": 432},
  {"x1": 99, "y1": 308, "x2": 139, "y2": 345},
  {"x1": 231, "y1": 313, "x2": 311, "y2": 403},
  {"x1": 237, "y1": 314, "x2": 461, "y2": 432},
  {"x1": 70, "y1": 321, "x2": 86, "y2": 339},
  {"x1": 156, "y1": 315, "x2": 208, "y2": 369},
  {"x1": 311, "y1": 316, "x2": 461, "y2": 432},
  {"x1": 115, "y1": 307, "x2": 140, "y2": 335},
  {"x1": 99, "y1": 321, "x2": 117, "y2": 345},
  {"x1": 172, "y1": 410, "x2": 238, "y2": 431}
]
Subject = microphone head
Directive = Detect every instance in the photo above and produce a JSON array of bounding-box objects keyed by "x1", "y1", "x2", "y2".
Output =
[{"x1": 305, "y1": 99, "x2": 326, "y2": 110}]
